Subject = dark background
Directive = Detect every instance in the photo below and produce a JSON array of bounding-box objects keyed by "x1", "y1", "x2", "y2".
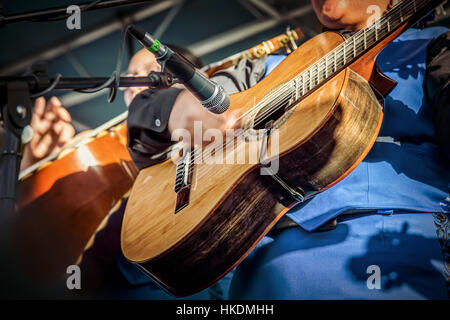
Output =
[{"x1": 0, "y1": 0, "x2": 449, "y2": 131}]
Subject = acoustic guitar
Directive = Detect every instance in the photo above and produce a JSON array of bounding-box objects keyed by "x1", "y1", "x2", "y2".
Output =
[
  {"x1": 202, "y1": 27, "x2": 305, "y2": 77},
  {"x1": 121, "y1": 0, "x2": 444, "y2": 297},
  {"x1": 13, "y1": 28, "x2": 310, "y2": 284},
  {"x1": 16, "y1": 112, "x2": 138, "y2": 281}
]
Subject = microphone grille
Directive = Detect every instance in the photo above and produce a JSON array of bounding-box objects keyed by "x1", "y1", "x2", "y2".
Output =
[{"x1": 201, "y1": 85, "x2": 230, "y2": 114}]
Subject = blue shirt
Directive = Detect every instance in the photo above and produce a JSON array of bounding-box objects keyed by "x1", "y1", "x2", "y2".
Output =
[{"x1": 262, "y1": 27, "x2": 450, "y2": 231}]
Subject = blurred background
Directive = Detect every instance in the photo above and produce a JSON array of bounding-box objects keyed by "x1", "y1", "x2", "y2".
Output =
[{"x1": 0, "y1": 0, "x2": 449, "y2": 132}]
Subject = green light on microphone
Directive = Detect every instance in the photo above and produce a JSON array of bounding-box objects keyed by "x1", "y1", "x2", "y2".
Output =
[{"x1": 148, "y1": 39, "x2": 161, "y2": 53}]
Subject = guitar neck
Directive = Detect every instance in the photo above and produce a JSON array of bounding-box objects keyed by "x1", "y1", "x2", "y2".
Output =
[
  {"x1": 202, "y1": 27, "x2": 305, "y2": 77},
  {"x1": 290, "y1": 0, "x2": 444, "y2": 100},
  {"x1": 341, "y1": 0, "x2": 444, "y2": 67}
]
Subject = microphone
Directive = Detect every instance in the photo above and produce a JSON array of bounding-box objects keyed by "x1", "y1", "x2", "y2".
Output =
[{"x1": 128, "y1": 25, "x2": 230, "y2": 114}]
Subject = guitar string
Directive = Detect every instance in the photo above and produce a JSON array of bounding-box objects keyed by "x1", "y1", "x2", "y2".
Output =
[
  {"x1": 181, "y1": 0, "x2": 420, "y2": 182},
  {"x1": 177, "y1": 0, "x2": 421, "y2": 182},
  {"x1": 184, "y1": 0, "x2": 418, "y2": 183},
  {"x1": 246, "y1": 0, "x2": 418, "y2": 130},
  {"x1": 233, "y1": 0, "x2": 419, "y2": 134},
  {"x1": 224, "y1": 0, "x2": 415, "y2": 136}
]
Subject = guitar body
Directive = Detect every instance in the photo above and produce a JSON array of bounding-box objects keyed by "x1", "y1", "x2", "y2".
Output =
[
  {"x1": 121, "y1": 30, "x2": 395, "y2": 297},
  {"x1": 16, "y1": 122, "x2": 138, "y2": 281}
]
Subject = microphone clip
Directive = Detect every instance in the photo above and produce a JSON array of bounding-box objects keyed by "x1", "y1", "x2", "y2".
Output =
[
  {"x1": 147, "y1": 71, "x2": 180, "y2": 90},
  {"x1": 155, "y1": 47, "x2": 173, "y2": 73}
]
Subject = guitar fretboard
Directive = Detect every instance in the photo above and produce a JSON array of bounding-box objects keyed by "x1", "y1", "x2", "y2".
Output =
[{"x1": 283, "y1": 0, "x2": 435, "y2": 104}]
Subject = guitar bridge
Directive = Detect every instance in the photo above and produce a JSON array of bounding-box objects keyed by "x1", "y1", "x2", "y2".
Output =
[
  {"x1": 258, "y1": 121, "x2": 316, "y2": 204},
  {"x1": 174, "y1": 148, "x2": 195, "y2": 214}
]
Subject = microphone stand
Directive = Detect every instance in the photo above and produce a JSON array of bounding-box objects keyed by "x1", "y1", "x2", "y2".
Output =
[
  {"x1": 0, "y1": 81, "x2": 31, "y2": 217},
  {"x1": 0, "y1": 67, "x2": 178, "y2": 218},
  {"x1": 0, "y1": 0, "x2": 182, "y2": 299}
]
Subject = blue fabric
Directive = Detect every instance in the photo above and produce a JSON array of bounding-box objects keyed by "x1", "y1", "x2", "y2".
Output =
[
  {"x1": 278, "y1": 27, "x2": 450, "y2": 231},
  {"x1": 229, "y1": 212, "x2": 449, "y2": 299},
  {"x1": 115, "y1": 251, "x2": 235, "y2": 300},
  {"x1": 227, "y1": 27, "x2": 450, "y2": 300},
  {"x1": 114, "y1": 28, "x2": 450, "y2": 300},
  {"x1": 263, "y1": 55, "x2": 287, "y2": 78}
]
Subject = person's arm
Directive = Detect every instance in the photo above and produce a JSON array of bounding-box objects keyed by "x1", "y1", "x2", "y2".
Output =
[
  {"x1": 126, "y1": 58, "x2": 266, "y2": 170},
  {"x1": 127, "y1": 85, "x2": 240, "y2": 170},
  {"x1": 424, "y1": 31, "x2": 450, "y2": 161},
  {"x1": 126, "y1": 87, "x2": 184, "y2": 170}
]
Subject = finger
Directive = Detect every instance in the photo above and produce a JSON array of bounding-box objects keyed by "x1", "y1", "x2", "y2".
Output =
[
  {"x1": 48, "y1": 96, "x2": 62, "y2": 110},
  {"x1": 228, "y1": 110, "x2": 242, "y2": 128},
  {"x1": 43, "y1": 97, "x2": 60, "y2": 121},
  {"x1": 43, "y1": 107, "x2": 57, "y2": 123},
  {"x1": 52, "y1": 121, "x2": 64, "y2": 136},
  {"x1": 31, "y1": 97, "x2": 47, "y2": 131},
  {"x1": 49, "y1": 97, "x2": 72, "y2": 125},
  {"x1": 55, "y1": 105, "x2": 72, "y2": 123},
  {"x1": 33, "y1": 97, "x2": 46, "y2": 118},
  {"x1": 31, "y1": 111, "x2": 52, "y2": 135},
  {"x1": 50, "y1": 120, "x2": 74, "y2": 144},
  {"x1": 31, "y1": 98, "x2": 60, "y2": 135},
  {"x1": 57, "y1": 123, "x2": 75, "y2": 146},
  {"x1": 30, "y1": 132, "x2": 54, "y2": 159},
  {"x1": 33, "y1": 110, "x2": 70, "y2": 138}
]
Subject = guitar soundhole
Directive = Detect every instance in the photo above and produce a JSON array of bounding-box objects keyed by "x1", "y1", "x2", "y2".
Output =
[{"x1": 253, "y1": 99, "x2": 290, "y2": 130}]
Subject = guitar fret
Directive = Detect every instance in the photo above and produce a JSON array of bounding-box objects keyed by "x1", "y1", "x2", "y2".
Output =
[
  {"x1": 315, "y1": 63, "x2": 319, "y2": 84},
  {"x1": 333, "y1": 50, "x2": 337, "y2": 72},
  {"x1": 293, "y1": 0, "x2": 412, "y2": 102},
  {"x1": 313, "y1": 64, "x2": 317, "y2": 85},
  {"x1": 309, "y1": 68, "x2": 312, "y2": 90},
  {"x1": 355, "y1": 34, "x2": 362, "y2": 54},
  {"x1": 322, "y1": 59, "x2": 326, "y2": 81},
  {"x1": 371, "y1": 28, "x2": 376, "y2": 47},
  {"x1": 330, "y1": 54, "x2": 334, "y2": 75},
  {"x1": 316, "y1": 63, "x2": 320, "y2": 84},
  {"x1": 343, "y1": 42, "x2": 347, "y2": 65},
  {"x1": 295, "y1": 0, "x2": 427, "y2": 99},
  {"x1": 322, "y1": 58, "x2": 327, "y2": 80},
  {"x1": 319, "y1": 60, "x2": 323, "y2": 82},
  {"x1": 363, "y1": 28, "x2": 367, "y2": 49},
  {"x1": 375, "y1": 23, "x2": 379, "y2": 41},
  {"x1": 400, "y1": 4, "x2": 404, "y2": 22},
  {"x1": 322, "y1": 59, "x2": 328, "y2": 80},
  {"x1": 380, "y1": 19, "x2": 387, "y2": 38},
  {"x1": 318, "y1": 62, "x2": 321, "y2": 84},
  {"x1": 302, "y1": 75, "x2": 305, "y2": 96},
  {"x1": 367, "y1": 28, "x2": 375, "y2": 49},
  {"x1": 354, "y1": 33, "x2": 361, "y2": 57}
]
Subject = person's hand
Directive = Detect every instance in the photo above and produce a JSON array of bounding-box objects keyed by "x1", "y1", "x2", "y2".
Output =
[
  {"x1": 168, "y1": 90, "x2": 240, "y2": 147},
  {"x1": 21, "y1": 97, "x2": 75, "y2": 170}
]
